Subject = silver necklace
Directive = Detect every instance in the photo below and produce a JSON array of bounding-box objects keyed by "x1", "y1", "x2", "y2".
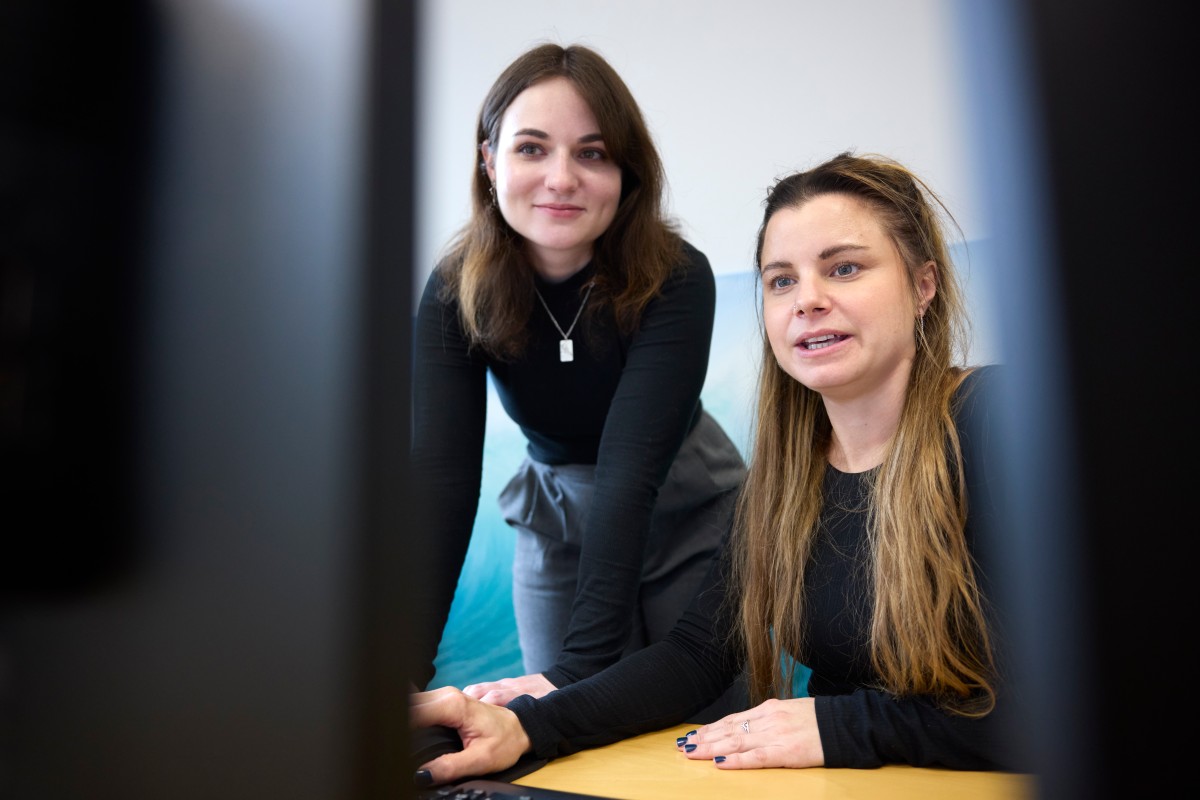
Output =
[{"x1": 534, "y1": 281, "x2": 594, "y2": 362}]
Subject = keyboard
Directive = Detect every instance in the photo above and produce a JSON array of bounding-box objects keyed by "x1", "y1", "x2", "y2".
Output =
[{"x1": 417, "y1": 778, "x2": 619, "y2": 799}]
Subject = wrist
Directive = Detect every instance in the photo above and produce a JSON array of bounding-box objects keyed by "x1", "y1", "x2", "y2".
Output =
[{"x1": 502, "y1": 707, "x2": 533, "y2": 754}]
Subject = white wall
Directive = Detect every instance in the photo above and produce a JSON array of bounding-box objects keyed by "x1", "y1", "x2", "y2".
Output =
[{"x1": 416, "y1": 0, "x2": 982, "y2": 284}]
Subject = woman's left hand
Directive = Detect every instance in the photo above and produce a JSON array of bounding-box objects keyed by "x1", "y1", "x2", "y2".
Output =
[
  {"x1": 462, "y1": 672, "x2": 556, "y2": 706},
  {"x1": 676, "y1": 697, "x2": 825, "y2": 769}
]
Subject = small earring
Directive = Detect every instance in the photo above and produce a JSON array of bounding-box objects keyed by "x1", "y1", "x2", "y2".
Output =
[
  {"x1": 489, "y1": 184, "x2": 497, "y2": 208},
  {"x1": 792, "y1": 300, "x2": 800, "y2": 315},
  {"x1": 917, "y1": 314, "x2": 925, "y2": 337}
]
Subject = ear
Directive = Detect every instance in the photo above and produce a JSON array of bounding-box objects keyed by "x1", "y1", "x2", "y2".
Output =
[
  {"x1": 916, "y1": 260, "x2": 938, "y2": 314},
  {"x1": 480, "y1": 140, "x2": 496, "y2": 184}
]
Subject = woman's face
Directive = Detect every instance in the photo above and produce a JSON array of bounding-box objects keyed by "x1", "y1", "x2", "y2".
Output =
[
  {"x1": 759, "y1": 193, "x2": 936, "y2": 403},
  {"x1": 482, "y1": 76, "x2": 622, "y2": 282}
]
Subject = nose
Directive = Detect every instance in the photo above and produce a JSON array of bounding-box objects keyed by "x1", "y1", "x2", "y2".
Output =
[
  {"x1": 791, "y1": 278, "x2": 827, "y2": 316},
  {"x1": 545, "y1": 151, "x2": 580, "y2": 192}
]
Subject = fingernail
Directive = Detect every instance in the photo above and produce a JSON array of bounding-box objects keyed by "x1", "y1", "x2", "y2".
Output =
[
  {"x1": 686, "y1": 729, "x2": 697, "y2": 737},
  {"x1": 676, "y1": 736, "x2": 688, "y2": 746},
  {"x1": 714, "y1": 756, "x2": 726, "y2": 763},
  {"x1": 413, "y1": 770, "x2": 432, "y2": 788},
  {"x1": 684, "y1": 744, "x2": 697, "y2": 753}
]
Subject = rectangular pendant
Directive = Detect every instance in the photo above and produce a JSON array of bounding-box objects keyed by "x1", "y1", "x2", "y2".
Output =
[{"x1": 559, "y1": 339, "x2": 574, "y2": 362}]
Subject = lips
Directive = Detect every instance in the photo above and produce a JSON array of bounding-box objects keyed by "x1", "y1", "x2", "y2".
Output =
[
  {"x1": 537, "y1": 203, "x2": 584, "y2": 214},
  {"x1": 800, "y1": 333, "x2": 848, "y2": 351}
]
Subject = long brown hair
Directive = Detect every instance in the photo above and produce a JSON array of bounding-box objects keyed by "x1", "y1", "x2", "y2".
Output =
[
  {"x1": 731, "y1": 152, "x2": 995, "y2": 717},
  {"x1": 437, "y1": 43, "x2": 682, "y2": 359}
]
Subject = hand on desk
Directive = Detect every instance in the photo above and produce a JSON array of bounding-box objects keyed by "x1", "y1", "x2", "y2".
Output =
[
  {"x1": 677, "y1": 697, "x2": 825, "y2": 769},
  {"x1": 462, "y1": 671, "x2": 555, "y2": 706},
  {"x1": 410, "y1": 686, "x2": 530, "y2": 785}
]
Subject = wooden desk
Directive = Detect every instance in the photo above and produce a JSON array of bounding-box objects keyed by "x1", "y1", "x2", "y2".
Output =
[{"x1": 514, "y1": 723, "x2": 1035, "y2": 800}]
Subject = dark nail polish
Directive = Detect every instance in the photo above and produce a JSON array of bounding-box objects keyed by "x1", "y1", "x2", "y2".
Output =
[
  {"x1": 686, "y1": 729, "x2": 697, "y2": 737},
  {"x1": 714, "y1": 756, "x2": 726, "y2": 763},
  {"x1": 676, "y1": 736, "x2": 688, "y2": 746},
  {"x1": 684, "y1": 744, "x2": 697, "y2": 753},
  {"x1": 413, "y1": 769, "x2": 433, "y2": 788}
]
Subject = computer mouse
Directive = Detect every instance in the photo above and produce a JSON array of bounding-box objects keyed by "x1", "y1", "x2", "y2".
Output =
[{"x1": 410, "y1": 723, "x2": 464, "y2": 765}]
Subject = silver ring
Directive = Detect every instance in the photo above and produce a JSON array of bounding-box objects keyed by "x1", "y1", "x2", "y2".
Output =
[{"x1": 741, "y1": 720, "x2": 749, "y2": 734}]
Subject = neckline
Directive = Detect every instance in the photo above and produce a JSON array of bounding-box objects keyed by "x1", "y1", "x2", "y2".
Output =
[
  {"x1": 533, "y1": 262, "x2": 595, "y2": 293},
  {"x1": 826, "y1": 462, "x2": 881, "y2": 477}
]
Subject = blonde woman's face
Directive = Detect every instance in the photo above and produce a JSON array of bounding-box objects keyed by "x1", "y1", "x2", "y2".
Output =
[
  {"x1": 481, "y1": 77, "x2": 622, "y2": 282},
  {"x1": 759, "y1": 193, "x2": 935, "y2": 403}
]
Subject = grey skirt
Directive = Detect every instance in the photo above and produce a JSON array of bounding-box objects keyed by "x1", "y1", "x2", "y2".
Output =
[{"x1": 497, "y1": 409, "x2": 746, "y2": 675}]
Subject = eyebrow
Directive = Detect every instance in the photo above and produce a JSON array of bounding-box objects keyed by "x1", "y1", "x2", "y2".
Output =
[
  {"x1": 512, "y1": 128, "x2": 605, "y2": 144},
  {"x1": 761, "y1": 243, "x2": 868, "y2": 273},
  {"x1": 818, "y1": 243, "x2": 868, "y2": 260}
]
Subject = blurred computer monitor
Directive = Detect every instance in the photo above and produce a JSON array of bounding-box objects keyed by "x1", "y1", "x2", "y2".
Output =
[{"x1": 1, "y1": 2, "x2": 421, "y2": 798}]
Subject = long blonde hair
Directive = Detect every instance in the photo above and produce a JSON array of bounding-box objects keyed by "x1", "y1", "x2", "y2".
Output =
[
  {"x1": 731, "y1": 152, "x2": 995, "y2": 717},
  {"x1": 437, "y1": 43, "x2": 682, "y2": 360}
]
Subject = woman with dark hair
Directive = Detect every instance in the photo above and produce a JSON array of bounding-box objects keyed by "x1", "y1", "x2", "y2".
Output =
[
  {"x1": 411, "y1": 42, "x2": 746, "y2": 709},
  {"x1": 411, "y1": 152, "x2": 1020, "y2": 786}
]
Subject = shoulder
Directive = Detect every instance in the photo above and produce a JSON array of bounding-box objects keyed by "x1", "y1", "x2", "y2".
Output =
[
  {"x1": 954, "y1": 365, "x2": 1005, "y2": 500},
  {"x1": 418, "y1": 261, "x2": 458, "y2": 309},
  {"x1": 954, "y1": 364, "x2": 1005, "y2": 414},
  {"x1": 627, "y1": 240, "x2": 719, "y2": 334},
  {"x1": 660, "y1": 239, "x2": 715, "y2": 296},
  {"x1": 961, "y1": 363, "x2": 1005, "y2": 390},
  {"x1": 415, "y1": 263, "x2": 468, "y2": 343},
  {"x1": 954, "y1": 366, "x2": 1008, "y2": 590},
  {"x1": 678, "y1": 238, "x2": 713, "y2": 274},
  {"x1": 951, "y1": 365, "x2": 1008, "y2": 478}
]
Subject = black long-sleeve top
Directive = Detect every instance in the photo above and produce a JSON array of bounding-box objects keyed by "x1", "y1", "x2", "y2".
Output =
[
  {"x1": 508, "y1": 366, "x2": 1022, "y2": 770},
  {"x1": 410, "y1": 241, "x2": 720, "y2": 690}
]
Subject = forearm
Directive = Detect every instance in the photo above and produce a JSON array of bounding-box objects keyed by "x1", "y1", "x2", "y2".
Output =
[
  {"x1": 516, "y1": 555, "x2": 740, "y2": 757},
  {"x1": 814, "y1": 690, "x2": 1019, "y2": 770},
  {"x1": 513, "y1": 633, "x2": 736, "y2": 759}
]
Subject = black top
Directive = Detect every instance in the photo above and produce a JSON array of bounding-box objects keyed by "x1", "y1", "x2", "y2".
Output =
[
  {"x1": 508, "y1": 366, "x2": 1022, "y2": 770},
  {"x1": 411, "y1": 241, "x2": 721, "y2": 689}
]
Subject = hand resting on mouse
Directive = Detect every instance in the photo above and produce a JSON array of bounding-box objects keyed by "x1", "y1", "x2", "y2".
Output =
[{"x1": 410, "y1": 686, "x2": 532, "y2": 786}]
